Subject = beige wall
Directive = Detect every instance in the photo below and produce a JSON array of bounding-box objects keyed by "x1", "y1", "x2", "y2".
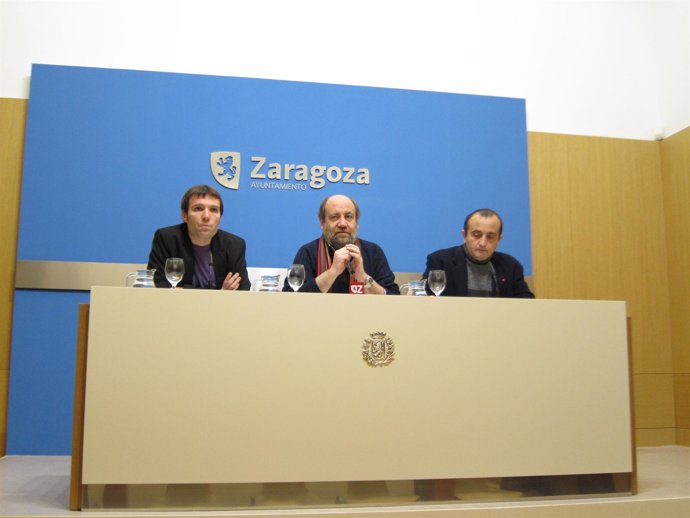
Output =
[{"x1": 0, "y1": 97, "x2": 688, "y2": 451}]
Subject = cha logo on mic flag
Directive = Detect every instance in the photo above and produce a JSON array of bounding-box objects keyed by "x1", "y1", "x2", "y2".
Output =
[{"x1": 210, "y1": 151, "x2": 241, "y2": 190}]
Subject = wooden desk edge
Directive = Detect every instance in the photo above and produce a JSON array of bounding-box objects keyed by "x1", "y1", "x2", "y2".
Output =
[{"x1": 69, "y1": 303, "x2": 89, "y2": 510}]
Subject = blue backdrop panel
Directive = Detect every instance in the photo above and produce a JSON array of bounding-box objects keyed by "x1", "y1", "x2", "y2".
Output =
[
  {"x1": 9, "y1": 64, "x2": 531, "y2": 454},
  {"x1": 18, "y1": 64, "x2": 530, "y2": 271},
  {"x1": 7, "y1": 291, "x2": 89, "y2": 454}
]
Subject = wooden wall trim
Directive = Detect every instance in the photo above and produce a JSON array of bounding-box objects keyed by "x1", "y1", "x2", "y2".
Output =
[{"x1": 0, "y1": 97, "x2": 27, "y2": 455}]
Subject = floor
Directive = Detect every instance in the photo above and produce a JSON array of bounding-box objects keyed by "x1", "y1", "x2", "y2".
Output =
[{"x1": 0, "y1": 446, "x2": 689, "y2": 517}]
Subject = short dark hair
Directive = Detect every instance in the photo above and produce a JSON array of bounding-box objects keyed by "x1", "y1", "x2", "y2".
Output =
[
  {"x1": 318, "y1": 195, "x2": 360, "y2": 223},
  {"x1": 463, "y1": 208, "x2": 503, "y2": 236},
  {"x1": 180, "y1": 185, "x2": 224, "y2": 216}
]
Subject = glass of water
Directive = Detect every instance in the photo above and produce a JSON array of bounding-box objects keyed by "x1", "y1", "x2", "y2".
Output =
[
  {"x1": 427, "y1": 270, "x2": 446, "y2": 296},
  {"x1": 287, "y1": 264, "x2": 306, "y2": 291},
  {"x1": 164, "y1": 257, "x2": 184, "y2": 289}
]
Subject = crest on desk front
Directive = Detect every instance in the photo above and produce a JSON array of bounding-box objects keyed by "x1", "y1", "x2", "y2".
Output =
[{"x1": 362, "y1": 332, "x2": 395, "y2": 367}]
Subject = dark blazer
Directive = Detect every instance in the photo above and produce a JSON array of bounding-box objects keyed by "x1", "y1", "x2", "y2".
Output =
[
  {"x1": 423, "y1": 246, "x2": 534, "y2": 298},
  {"x1": 147, "y1": 223, "x2": 250, "y2": 290}
]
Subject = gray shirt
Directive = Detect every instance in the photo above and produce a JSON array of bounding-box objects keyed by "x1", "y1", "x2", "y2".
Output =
[{"x1": 466, "y1": 259, "x2": 494, "y2": 297}]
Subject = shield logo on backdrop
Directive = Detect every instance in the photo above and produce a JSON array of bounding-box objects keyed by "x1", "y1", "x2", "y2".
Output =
[{"x1": 210, "y1": 151, "x2": 241, "y2": 190}]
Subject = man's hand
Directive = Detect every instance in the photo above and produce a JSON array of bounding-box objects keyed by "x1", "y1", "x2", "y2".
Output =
[
  {"x1": 331, "y1": 246, "x2": 354, "y2": 275},
  {"x1": 222, "y1": 272, "x2": 241, "y2": 290},
  {"x1": 343, "y1": 243, "x2": 364, "y2": 279}
]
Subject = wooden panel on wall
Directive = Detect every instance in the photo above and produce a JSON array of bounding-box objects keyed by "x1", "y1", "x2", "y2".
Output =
[
  {"x1": 0, "y1": 97, "x2": 27, "y2": 456},
  {"x1": 635, "y1": 428, "x2": 677, "y2": 447},
  {"x1": 528, "y1": 132, "x2": 678, "y2": 445},
  {"x1": 0, "y1": 369, "x2": 7, "y2": 449},
  {"x1": 528, "y1": 132, "x2": 673, "y2": 375},
  {"x1": 633, "y1": 374, "x2": 676, "y2": 429},
  {"x1": 677, "y1": 428, "x2": 690, "y2": 447},
  {"x1": 660, "y1": 126, "x2": 690, "y2": 447},
  {"x1": 674, "y1": 374, "x2": 690, "y2": 429},
  {"x1": 660, "y1": 127, "x2": 690, "y2": 374}
]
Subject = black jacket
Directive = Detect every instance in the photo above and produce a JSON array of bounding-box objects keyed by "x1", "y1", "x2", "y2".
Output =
[
  {"x1": 147, "y1": 223, "x2": 250, "y2": 290},
  {"x1": 423, "y1": 245, "x2": 534, "y2": 298}
]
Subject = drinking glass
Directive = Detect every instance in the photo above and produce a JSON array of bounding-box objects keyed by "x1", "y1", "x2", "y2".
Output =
[
  {"x1": 287, "y1": 264, "x2": 306, "y2": 291},
  {"x1": 165, "y1": 257, "x2": 184, "y2": 289},
  {"x1": 428, "y1": 270, "x2": 446, "y2": 296}
]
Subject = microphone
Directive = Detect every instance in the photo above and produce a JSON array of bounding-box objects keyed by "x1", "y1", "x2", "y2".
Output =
[
  {"x1": 208, "y1": 251, "x2": 215, "y2": 289},
  {"x1": 488, "y1": 261, "x2": 499, "y2": 297},
  {"x1": 328, "y1": 240, "x2": 355, "y2": 275},
  {"x1": 347, "y1": 257, "x2": 355, "y2": 275}
]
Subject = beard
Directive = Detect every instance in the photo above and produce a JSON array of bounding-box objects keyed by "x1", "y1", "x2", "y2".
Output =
[{"x1": 324, "y1": 228, "x2": 357, "y2": 249}]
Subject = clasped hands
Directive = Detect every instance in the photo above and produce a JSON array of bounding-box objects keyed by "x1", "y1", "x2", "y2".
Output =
[{"x1": 331, "y1": 244, "x2": 365, "y2": 280}]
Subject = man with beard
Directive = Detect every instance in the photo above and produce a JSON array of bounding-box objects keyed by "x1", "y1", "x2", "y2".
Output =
[
  {"x1": 283, "y1": 194, "x2": 399, "y2": 294},
  {"x1": 423, "y1": 208, "x2": 534, "y2": 298}
]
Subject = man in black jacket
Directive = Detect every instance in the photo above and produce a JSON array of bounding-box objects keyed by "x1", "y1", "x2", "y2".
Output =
[
  {"x1": 147, "y1": 185, "x2": 250, "y2": 290},
  {"x1": 423, "y1": 208, "x2": 534, "y2": 298}
]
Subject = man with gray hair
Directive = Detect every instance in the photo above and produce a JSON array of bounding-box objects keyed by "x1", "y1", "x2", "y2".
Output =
[{"x1": 284, "y1": 194, "x2": 399, "y2": 294}]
